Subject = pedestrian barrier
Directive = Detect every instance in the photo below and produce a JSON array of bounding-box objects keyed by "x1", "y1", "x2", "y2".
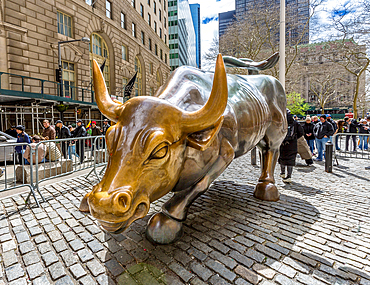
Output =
[
  {"x1": 0, "y1": 142, "x2": 41, "y2": 206},
  {"x1": 333, "y1": 133, "x2": 370, "y2": 161},
  {"x1": 0, "y1": 136, "x2": 108, "y2": 206}
]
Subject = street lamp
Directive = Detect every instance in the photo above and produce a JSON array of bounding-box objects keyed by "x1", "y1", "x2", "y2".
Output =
[{"x1": 57, "y1": 37, "x2": 90, "y2": 96}]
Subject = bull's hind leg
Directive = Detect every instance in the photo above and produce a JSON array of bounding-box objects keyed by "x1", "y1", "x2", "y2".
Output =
[
  {"x1": 253, "y1": 138, "x2": 280, "y2": 201},
  {"x1": 146, "y1": 138, "x2": 234, "y2": 244}
]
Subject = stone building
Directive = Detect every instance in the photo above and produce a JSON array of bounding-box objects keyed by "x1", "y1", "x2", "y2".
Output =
[
  {"x1": 0, "y1": 0, "x2": 170, "y2": 133},
  {"x1": 286, "y1": 40, "x2": 367, "y2": 116}
]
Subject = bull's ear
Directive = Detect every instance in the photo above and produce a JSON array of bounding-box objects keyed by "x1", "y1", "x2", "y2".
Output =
[{"x1": 186, "y1": 116, "x2": 224, "y2": 151}]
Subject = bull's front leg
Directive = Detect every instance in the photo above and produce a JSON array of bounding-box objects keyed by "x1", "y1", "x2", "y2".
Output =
[
  {"x1": 79, "y1": 192, "x2": 91, "y2": 212},
  {"x1": 146, "y1": 138, "x2": 234, "y2": 244},
  {"x1": 253, "y1": 140, "x2": 280, "y2": 201}
]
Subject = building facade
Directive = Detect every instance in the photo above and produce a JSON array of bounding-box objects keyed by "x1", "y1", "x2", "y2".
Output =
[
  {"x1": 190, "y1": 3, "x2": 201, "y2": 69},
  {"x1": 218, "y1": 10, "x2": 236, "y2": 38},
  {"x1": 235, "y1": 0, "x2": 309, "y2": 45},
  {"x1": 168, "y1": 0, "x2": 196, "y2": 70},
  {"x1": 0, "y1": 0, "x2": 170, "y2": 133}
]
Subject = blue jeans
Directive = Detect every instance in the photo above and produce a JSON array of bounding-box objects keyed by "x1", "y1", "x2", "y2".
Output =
[
  {"x1": 315, "y1": 137, "x2": 330, "y2": 160},
  {"x1": 306, "y1": 139, "x2": 315, "y2": 154},
  {"x1": 68, "y1": 145, "x2": 79, "y2": 159},
  {"x1": 25, "y1": 158, "x2": 47, "y2": 165},
  {"x1": 359, "y1": 136, "x2": 368, "y2": 150},
  {"x1": 335, "y1": 135, "x2": 341, "y2": 150}
]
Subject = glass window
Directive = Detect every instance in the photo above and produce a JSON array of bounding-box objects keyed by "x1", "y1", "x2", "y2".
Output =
[
  {"x1": 154, "y1": 21, "x2": 157, "y2": 33},
  {"x1": 90, "y1": 33, "x2": 110, "y2": 92},
  {"x1": 148, "y1": 0, "x2": 150, "y2": 5},
  {"x1": 164, "y1": 17, "x2": 166, "y2": 28},
  {"x1": 131, "y1": 0, "x2": 136, "y2": 8},
  {"x1": 149, "y1": 38, "x2": 152, "y2": 50},
  {"x1": 86, "y1": 0, "x2": 92, "y2": 5},
  {"x1": 159, "y1": 9, "x2": 161, "y2": 21},
  {"x1": 121, "y1": 12, "x2": 126, "y2": 29},
  {"x1": 159, "y1": 28, "x2": 162, "y2": 38},
  {"x1": 57, "y1": 11, "x2": 72, "y2": 37},
  {"x1": 160, "y1": 49, "x2": 163, "y2": 60},
  {"x1": 141, "y1": 31, "x2": 145, "y2": 45},
  {"x1": 149, "y1": 62, "x2": 153, "y2": 74},
  {"x1": 106, "y1": 0, "x2": 111, "y2": 18},
  {"x1": 132, "y1": 23, "x2": 136, "y2": 37},
  {"x1": 140, "y1": 4, "x2": 144, "y2": 17},
  {"x1": 134, "y1": 57, "x2": 142, "y2": 96},
  {"x1": 165, "y1": 34, "x2": 167, "y2": 44},
  {"x1": 62, "y1": 61, "x2": 75, "y2": 99},
  {"x1": 164, "y1": 0, "x2": 166, "y2": 11},
  {"x1": 148, "y1": 13, "x2": 151, "y2": 26},
  {"x1": 155, "y1": 44, "x2": 158, "y2": 56},
  {"x1": 165, "y1": 53, "x2": 167, "y2": 64},
  {"x1": 154, "y1": 1, "x2": 156, "y2": 14},
  {"x1": 122, "y1": 45, "x2": 127, "y2": 61},
  {"x1": 149, "y1": 87, "x2": 154, "y2": 96}
]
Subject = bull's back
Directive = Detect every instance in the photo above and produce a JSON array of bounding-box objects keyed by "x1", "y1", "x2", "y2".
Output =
[{"x1": 222, "y1": 74, "x2": 286, "y2": 157}]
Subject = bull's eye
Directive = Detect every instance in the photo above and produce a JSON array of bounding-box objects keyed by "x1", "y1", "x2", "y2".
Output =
[{"x1": 151, "y1": 145, "x2": 168, "y2": 159}]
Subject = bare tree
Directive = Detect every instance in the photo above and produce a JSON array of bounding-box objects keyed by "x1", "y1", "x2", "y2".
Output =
[
  {"x1": 216, "y1": 0, "x2": 324, "y2": 79},
  {"x1": 322, "y1": 2, "x2": 370, "y2": 117},
  {"x1": 309, "y1": 74, "x2": 342, "y2": 114},
  {"x1": 203, "y1": 36, "x2": 219, "y2": 70}
]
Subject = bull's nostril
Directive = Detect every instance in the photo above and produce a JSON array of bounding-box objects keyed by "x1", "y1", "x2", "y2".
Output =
[{"x1": 112, "y1": 191, "x2": 132, "y2": 212}]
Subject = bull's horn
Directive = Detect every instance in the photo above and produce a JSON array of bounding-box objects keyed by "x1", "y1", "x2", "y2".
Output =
[
  {"x1": 182, "y1": 54, "x2": 228, "y2": 133},
  {"x1": 93, "y1": 60, "x2": 122, "y2": 122}
]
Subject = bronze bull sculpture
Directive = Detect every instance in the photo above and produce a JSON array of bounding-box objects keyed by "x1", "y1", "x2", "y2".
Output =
[{"x1": 80, "y1": 54, "x2": 287, "y2": 244}]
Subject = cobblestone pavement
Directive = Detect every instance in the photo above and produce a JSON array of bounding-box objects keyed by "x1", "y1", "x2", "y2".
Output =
[{"x1": 0, "y1": 153, "x2": 370, "y2": 285}]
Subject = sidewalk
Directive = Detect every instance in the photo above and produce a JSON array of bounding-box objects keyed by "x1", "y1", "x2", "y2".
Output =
[{"x1": 0, "y1": 153, "x2": 369, "y2": 284}]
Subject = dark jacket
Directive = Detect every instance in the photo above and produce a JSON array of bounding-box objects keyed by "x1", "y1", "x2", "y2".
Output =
[
  {"x1": 15, "y1": 132, "x2": 31, "y2": 153},
  {"x1": 56, "y1": 125, "x2": 71, "y2": 140},
  {"x1": 303, "y1": 122, "x2": 315, "y2": 140},
  {"x1": 327, "y1": 118, "x2": 338, "y2": 133},
  {"x1": 91, "y1": 126, "x2": 101, "y2": 136},
  {"x1": 358, "y1": 123, "x2": 369, "y2": 134},
  {"x1": 73, "y1": 124, "x2": 87, "y2": 138},
  {"x1": 102, "y1": 123, "x2": 111, "y2": 135},
  {"x1": 313, "y1": 120, "x2": 334, "y2": 139},
  {"x1": 343, "y1": 119, "x2": 358, "y2": 134},
  {"x1": 279, "y1": 112, "x2": 304, "y2": 166},
  {"x1": 5, "y1": 128, "x2": 17, "y2": 138}
]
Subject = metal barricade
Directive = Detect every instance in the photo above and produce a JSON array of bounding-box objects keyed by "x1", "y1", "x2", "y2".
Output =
[
  {"x1": 0, "y1": 141, "x2": 41, "y2": 206},
  {"x1": 84, "y1": 135, "x2": 108, "y2": 181},
  {"x1": 333, "y1": 133, "x2": 370, "y2": 162}
]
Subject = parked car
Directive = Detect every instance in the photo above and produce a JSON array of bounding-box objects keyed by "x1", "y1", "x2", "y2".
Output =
[{"x1": 0, "y1": 131, "x2": 17, "y2": 162}]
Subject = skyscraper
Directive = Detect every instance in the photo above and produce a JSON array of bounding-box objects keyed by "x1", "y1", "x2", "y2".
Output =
[
  {"x1": 234, "y1": 0, "x2": 309, "y2": 45},
  {"x1": 219, "y1": 10, "x2": 236, "y2": 38},
  {"x1": 168, "y1": 0, "x2": 197, "y2": 70},
  {"x1": 190, "y1": 4, "x2": 201, "y2": 69}
]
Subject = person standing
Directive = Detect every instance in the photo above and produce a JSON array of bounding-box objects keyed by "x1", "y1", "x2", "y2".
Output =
[
  {"x1": 335, "y1": 119, "x2": 345, "y2": 151},
  {"x1": 312, "y1": 116, "x2": 319, "y2": 125},
  {"x1": 101, "y1": 119, "x2": 110, "y2": 149},
  {"x1": 102, "y1": 119, "x2": 110, "y2": 135},
  {"x1": 326, "y1": 114, "x2": 338, "y2": 143},
  {"x1": 90, "y1": 121, "x2": 101, "y2": 155},
  {"x1": 279, "y1": 110, "x2": 304, "y2": 183},
  {"x1": 42, "y1": 120, "x2": 56, "y2": 140},
  {"x1": 358, "y1": 119, "x2": 369, "y2": 151},
  {"x1": 303, "y1": 117, "x2": 315, "y2": 155},
  {"x1": 55, "y1": 120, "x2": 71, "y2": 158},
  {"x1": 73, "y1": 120, "x2": 87, "y2": 163},
  {"x1": 15, "y1": 125, "x2": 31, "y2": 164},
  {"x1": 344, "y1": 117, "x2": 358, "y2": 152},
  {"x1": 313, "y1": 115, "x2": 334, "y2": 161}
]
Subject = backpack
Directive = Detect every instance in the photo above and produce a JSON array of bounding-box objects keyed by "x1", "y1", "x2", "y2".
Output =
[{"x1": 284, "y1": 124, "x2": 296, "y2": 141}]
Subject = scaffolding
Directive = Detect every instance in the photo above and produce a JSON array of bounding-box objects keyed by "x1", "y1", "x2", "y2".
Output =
[{"x1": 0, "y1": 104, "x2": 104, "y2": 135}]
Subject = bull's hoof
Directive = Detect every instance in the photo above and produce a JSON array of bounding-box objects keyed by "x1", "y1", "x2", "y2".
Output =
[
  {"x1": 253, "y1": 182, "x2": 280, "y2": 201},
  {"x1": 146, "y1": 212, "x2": 183, "y2": 244},
  {"x1": 79, "y1": 193, "x2": 90, "y2": 212}
]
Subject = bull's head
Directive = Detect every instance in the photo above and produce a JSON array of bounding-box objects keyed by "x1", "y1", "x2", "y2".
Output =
[{"x1": 82, "y1": 54, "x2": 228, "y2": 233}]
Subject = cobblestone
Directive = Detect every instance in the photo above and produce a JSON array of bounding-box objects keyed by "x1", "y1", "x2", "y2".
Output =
[{"x1": 0, "y1": 154, "x2": 369, "y2": 283}]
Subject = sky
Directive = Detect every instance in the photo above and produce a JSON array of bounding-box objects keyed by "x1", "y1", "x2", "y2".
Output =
[{"x1": 188, "y1": 0, "x2": 365, "y2": 70}]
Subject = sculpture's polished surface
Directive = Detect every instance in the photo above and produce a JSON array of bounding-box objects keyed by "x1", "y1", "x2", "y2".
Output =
[{"x1": 80, "y1": 54, "x2": 287, "y2": 244}]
